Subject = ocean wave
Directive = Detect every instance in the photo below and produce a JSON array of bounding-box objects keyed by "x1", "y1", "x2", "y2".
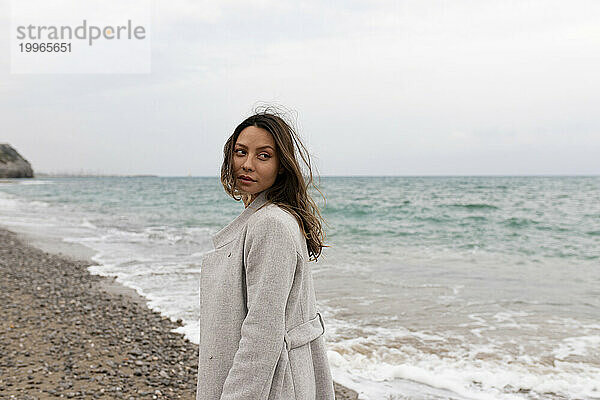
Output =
[
  {"x1": 442, "y1": 203, "x2": 500, "y2": 210},
  {"x1": 16, "y1": 180, "x2": 55, "y2": 185},
  {"x1": 502, "y1": 217, "x2": 541, "y2": 228},
  {"x1": 326, "y1": 321, "x2": 600, "y2": 400}
]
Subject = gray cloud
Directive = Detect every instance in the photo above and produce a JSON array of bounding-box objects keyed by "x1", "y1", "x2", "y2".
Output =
[{"x1": 1, "y1": 0, "x2": 599, "y2": 176}]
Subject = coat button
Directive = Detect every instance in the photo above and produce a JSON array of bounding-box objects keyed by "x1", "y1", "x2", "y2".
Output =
[
  {"x1": 228, "y1": 253, "x2": 231, "y2": 257},
  {"x1": 209, "y1": 355, "x2": 213, "y2": 359}
]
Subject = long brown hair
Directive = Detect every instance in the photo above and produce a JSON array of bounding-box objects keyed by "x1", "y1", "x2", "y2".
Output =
[{"x1": 220, "y1": 105, "x2": 329, "y2": 262}]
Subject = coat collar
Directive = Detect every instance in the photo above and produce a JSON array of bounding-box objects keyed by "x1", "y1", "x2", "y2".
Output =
[{"x1": 212, "y1": 190, "x2": 269, "y2": 249}]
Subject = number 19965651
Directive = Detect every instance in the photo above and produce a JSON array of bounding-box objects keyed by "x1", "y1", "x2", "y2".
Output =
[{"x1": 19, "y1": 43, "x2": 72, "y2": 52}]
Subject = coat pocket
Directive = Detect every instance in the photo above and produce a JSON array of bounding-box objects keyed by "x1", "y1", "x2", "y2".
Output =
[{"x1": 284, "y1": 312, "x2": 325, "y2": 399}]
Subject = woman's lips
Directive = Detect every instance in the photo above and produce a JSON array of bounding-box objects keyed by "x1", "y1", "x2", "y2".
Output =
[{"x1": 239, "y1": 177, "x2": 254, "y2": 184}]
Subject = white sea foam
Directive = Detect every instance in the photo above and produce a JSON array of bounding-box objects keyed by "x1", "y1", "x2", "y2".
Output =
[
  {"x1": 15, "y1": 180, "x2": 54, "y2": 185},
  {"x1": 553, "y1": 336, "x2": 600, "y2": 360},
  {"x1": 327, "y1": 335, "x2": 600, "y2": 400},
  {"x1": 0, "y1": 195, "x2": 19, "y2": 208},
  {"x1": 80, "y1": 219, "x2": 97, "y2": 229}
]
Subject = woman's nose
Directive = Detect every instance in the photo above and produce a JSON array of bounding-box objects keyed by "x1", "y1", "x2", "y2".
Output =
[{"x1": 242, "y1": 157, "x2": 254, "y2": 171}]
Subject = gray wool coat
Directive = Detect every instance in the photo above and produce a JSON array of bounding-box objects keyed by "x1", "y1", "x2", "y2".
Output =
[{"x1": 196, "y1": 190, "x2": 335, "y2": 400}]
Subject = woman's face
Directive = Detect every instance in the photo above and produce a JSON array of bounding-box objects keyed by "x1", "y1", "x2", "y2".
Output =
[{"x1": 233, "y1": 126, "x2": 282, "y2": 197}]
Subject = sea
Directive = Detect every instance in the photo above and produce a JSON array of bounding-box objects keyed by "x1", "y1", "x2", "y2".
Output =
[{"x1": 0, "y1": 176, "x2": 598, "y2": 400}]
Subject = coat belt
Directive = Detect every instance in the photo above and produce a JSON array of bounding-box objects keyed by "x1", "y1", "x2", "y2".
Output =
[{"x1": 284, "y1": 312, "x2": 325, "y2": 350}]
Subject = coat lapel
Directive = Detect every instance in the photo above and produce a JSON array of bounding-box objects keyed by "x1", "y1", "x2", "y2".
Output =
[{"x1": 212, "y1": 190, "x2": 269, "y2": 249}]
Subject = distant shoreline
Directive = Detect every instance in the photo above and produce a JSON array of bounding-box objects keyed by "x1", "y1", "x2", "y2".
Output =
[{"x1": 34, "y1": 173, "x2": 161, "y2": 178}]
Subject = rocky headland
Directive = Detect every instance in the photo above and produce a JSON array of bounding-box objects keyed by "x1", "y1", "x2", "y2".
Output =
[{"x1": 0, "y1": 143, "x2": 34, "y2": 178}]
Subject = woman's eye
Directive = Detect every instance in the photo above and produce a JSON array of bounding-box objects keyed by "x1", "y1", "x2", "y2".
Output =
[{"x1": 234, "y1": 149, "x2": 270, "y2": 159}]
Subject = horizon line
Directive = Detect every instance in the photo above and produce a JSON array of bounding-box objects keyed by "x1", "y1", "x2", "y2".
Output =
[{"x1": 31, "y1": 173, "x2": 600, "y2": 178}]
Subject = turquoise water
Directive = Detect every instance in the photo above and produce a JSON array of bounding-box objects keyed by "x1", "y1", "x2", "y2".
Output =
[{"x1": 1, "y1": 176, "x2": 599, "y2": 399}]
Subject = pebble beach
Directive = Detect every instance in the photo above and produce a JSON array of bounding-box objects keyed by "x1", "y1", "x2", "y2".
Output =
[{"x1": 0, "y1": 227, "x2": 357, "y2": 399}]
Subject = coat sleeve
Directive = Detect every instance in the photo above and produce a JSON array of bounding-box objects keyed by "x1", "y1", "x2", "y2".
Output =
[{"x1": 219, "y1": 215, "x2": 298, "y2": 400}]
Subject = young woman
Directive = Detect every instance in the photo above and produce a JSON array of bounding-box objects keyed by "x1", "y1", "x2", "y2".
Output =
[{"x1": 196, "y1": 107, "x2": 335, "y2": 399}]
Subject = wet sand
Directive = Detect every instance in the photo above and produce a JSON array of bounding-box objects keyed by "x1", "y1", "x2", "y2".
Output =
[{"x1": 0, "y1": 227, "x2": 357, "y2": 399}]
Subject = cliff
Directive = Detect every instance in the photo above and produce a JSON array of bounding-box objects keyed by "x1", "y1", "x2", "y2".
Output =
[{"x1": 0, "y1": 143, "x2": 34, "y2": 178}]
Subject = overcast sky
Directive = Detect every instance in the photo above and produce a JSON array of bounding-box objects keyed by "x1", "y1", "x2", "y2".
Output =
[{"x1": 1, "y1": 0, "x2": 599, "y2": 176}]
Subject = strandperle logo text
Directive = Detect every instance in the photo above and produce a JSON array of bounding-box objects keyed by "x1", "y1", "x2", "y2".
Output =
[{"x1": 16, "y1": 19, "x2": 146, "y2": 46}]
